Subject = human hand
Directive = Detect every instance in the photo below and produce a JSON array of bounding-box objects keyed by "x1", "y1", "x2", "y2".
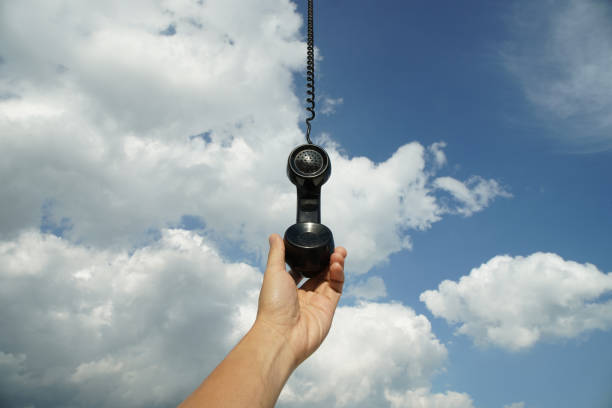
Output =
[
  {"x1": 255, "y1": 233, "x2": 347, "y2": 367},
  {"x1": 178, "y1": 234, "x2": 346, "y2": 408}
]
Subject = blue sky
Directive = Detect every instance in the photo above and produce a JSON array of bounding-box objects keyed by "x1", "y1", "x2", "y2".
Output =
[
  {"x1": 1, "y1": 1, "x2": 612, "y2": 407},
  {"x1": 310, "y1": 1, "x2": 612, "y2": 407}
]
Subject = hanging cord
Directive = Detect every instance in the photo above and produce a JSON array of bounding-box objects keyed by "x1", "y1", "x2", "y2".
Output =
[{"x1": 305, "y1": 0, "x2": 315, "y2": 144}]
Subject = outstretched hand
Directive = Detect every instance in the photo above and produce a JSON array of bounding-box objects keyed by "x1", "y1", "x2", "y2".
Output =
[
  {"x1": 178, "y1": 234, "x2": 347, "y2": 408},
  {"x1": 256, "y1": 234, "x2": 347, "y2": 367}
]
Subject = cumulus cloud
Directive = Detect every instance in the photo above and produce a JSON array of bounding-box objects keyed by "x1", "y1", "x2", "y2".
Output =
[
  {"x1": 0, "y1": 229, "x2": 261, "y2": 408},
  {"x1": 503, "y1": 403, "x2": 525, "y2": 408},
  {"x1": 0, "y1": 0, "x2": 306, "y2": 253},
  {"x1": 421, "y1": 252, "x2": 612, "y2": 350},
  {"x1": 0, "y1": 230, "x2": 478, "y2": 408},
  {"x1": 434, "y1": 176, "x2": 511, "y2": 217},
  {"x1": 504, "y1": 0, "x2": 612, "y2": 149},
  {"x1": 280, "y1": 302, "x2": 449, "y2": 407},
  {"x1": 328, "y1": 142, "x2": 510, "y2": 274}
]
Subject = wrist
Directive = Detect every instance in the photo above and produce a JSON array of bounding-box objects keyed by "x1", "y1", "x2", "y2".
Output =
[
  {"x1": 248, "y1": 319, "x2": 300, "y2": 375},
  {"x1": 179, "y1": 320, "x2": 298, "y2": 408},
  {"x1": 221, "y1": 318, "x2": 299, "y2": 407}
]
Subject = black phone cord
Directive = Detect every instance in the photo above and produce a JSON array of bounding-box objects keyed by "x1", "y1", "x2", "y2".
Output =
[{"x1": 305, "y1": 0, "x2": 315, "y2": 144}]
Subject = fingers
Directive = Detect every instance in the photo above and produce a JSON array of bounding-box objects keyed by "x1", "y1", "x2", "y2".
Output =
[
  {"x1": 266, "y1": 234, "x2": 286, "y2": 273},
  {"x1": 327, "y1": 258, "x2": 344, "y2": 294},
  {"x1": 262, "y1": 234, "x2": 288, "y2": 288},
  {"x1": 335, "y1": 246, "x2": 347, "y2": 258},
  {"x1": 324, "y1": 247, "x2": 346, "y2": 296},
  {"x1": 299, "y1": 247, "x2": 347, "y2": 296},
  {"x1": 330, "y1": 251, "x2": 345, "y2": 269},
  {"x1": 298, "y1": 269, "x2": 327, "y2": 292}
]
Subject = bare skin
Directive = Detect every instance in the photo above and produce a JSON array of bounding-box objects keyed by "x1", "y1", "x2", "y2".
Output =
[{"x1": 178, "y1": 234, "x2": 347, "y2": 408}]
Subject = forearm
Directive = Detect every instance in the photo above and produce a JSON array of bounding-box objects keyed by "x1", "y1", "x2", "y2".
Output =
[{"x1": 178, "y1": 320, "x2": 298, "y2": 408}]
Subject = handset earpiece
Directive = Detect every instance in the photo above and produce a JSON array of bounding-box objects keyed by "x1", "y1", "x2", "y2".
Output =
[{"x1": 283, "y1": 144, "x2": 335, "y2": 278}]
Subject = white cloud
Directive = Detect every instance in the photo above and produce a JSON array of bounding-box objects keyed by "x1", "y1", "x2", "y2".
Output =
[
  {"x1": 70, "y1": 357, "x2": 124, "y2": 383},
  {"x1": 0, "y1": 0, "x2": 306, "y2": 252},
  {"x1": 0, "y1": 229, "x2": 262, "y2": 408},
  {"x1": 428, "y1": 142, "x2": 447, "y2": 168},
  {"x1": 434, "y1": 176, "x2": 511, "y2": 217},
  {"x1": 326, "y1": 143, "x2": 509, "y2": 274},
  {"x1": 321, "y1": 96, "x2": 344, "y2": 115},
  {"x1": 385, "y1": 388, "x2": 475, "y2": 408},
  {"x1": 503, "y1": 403, "x2": 525, "y2": 408},
  {"x1": 0, "y1": 230, "x2": 480, "y2": 408},
  {"x1": 504, "y1": 0, "x2": 612, "y2": 149},
  {"x1": 420, "y1": 252, "x2": 612, "y2": 350},
  {"x1": 346, "y1": 276, "x2": 387, "y2": 300},
  {"x1": 279, "y1": 302, "x2": 450, "y2": 407}
]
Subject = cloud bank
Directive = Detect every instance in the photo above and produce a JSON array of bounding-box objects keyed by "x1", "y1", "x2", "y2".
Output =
[
  {"x1": 421, "y1": 252, "x2": 612, "y2": 350},
  {"x1": 0, "y1": 0, "x2": 512, "y2": 407},
  {"x1": 0, "y1": 230, "x2": 480, "y2": 408},
  {"x1": 0, "y1": 229, "x2": 261, "y2": 408},
  {"x1": 281, "y1": 302, "x2": 448, "y2": 407}
]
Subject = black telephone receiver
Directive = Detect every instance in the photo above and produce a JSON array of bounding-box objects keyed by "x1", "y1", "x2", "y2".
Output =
[{"x1": 283, "y1": 144, "x2": 334, "y2": 278}]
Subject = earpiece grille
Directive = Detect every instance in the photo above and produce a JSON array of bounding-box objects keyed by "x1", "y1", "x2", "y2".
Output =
[{"x1": 294, "y1": 149, "x2": 324, "y2": 174}]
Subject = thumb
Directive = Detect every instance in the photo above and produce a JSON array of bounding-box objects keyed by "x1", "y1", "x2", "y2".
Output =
[{"x1": 265, "y1": 234, "x2": 286, "y2": 274}]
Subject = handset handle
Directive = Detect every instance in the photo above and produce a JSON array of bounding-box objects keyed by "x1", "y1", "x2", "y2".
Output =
[{"x1": 296, "y1": 185, "x2": 321, "y2": 223}]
